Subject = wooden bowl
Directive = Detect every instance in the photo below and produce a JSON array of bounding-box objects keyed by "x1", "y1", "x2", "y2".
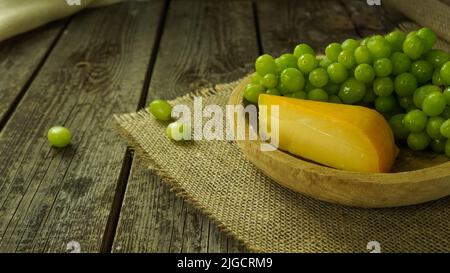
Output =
[{"x1": 229, "y1": 76, "x2": 450, "y2": 208}]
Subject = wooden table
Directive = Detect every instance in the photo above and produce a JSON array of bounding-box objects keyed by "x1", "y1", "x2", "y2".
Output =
[{"x1": 0, "y1": 0, "x2": 409, "y2": 253}]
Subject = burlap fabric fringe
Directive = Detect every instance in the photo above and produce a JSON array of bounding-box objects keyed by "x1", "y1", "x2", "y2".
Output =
[{"x1": 114, "y1": 81, "x2": 450, "y2": 252}]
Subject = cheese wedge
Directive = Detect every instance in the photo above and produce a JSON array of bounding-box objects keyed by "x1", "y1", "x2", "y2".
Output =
[{"x1": 258, "y1": 94, "x2": 399, "y2": 173}]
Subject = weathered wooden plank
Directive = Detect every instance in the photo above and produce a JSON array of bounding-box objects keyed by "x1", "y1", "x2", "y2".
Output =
[
  {"x1": 0, "y1": 1, "x2": 164, "y2": 252},
  {"x1": 256, "y1": 0, "x2": 360, "y2": 56},
  {"x1": 112, "y1": 0, "x2": 258, "y2": 253},
  {"x1": 0, "y1": 21, "x2": 65, "y2": 128},
  {"x1": 340, "y1": 0, "x2": 410, "y2": 37}
]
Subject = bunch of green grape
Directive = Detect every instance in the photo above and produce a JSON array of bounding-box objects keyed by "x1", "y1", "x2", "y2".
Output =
[{"x1": 245, "y1": 27, "x2": 450, "y2": 157}]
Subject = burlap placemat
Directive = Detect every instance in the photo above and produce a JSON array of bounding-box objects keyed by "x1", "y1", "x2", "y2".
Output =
[
  {"x1": 114, "y1": 82, "x2": 450, "y2": 253},
  {"x1": 113, "y1": 0, "x2": 450, "y2": 253}
]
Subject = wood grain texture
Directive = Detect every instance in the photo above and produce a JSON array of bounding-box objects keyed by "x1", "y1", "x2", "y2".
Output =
[
  {"x1": 256, "y1": 0, "x2": 360, "y2": 56},
  {"x1": 0, "y1": 21, "x2": 65, "y2": 127},
  {"x1": 229, "y1": 76, "x2": 450, "y2": 208},
  {"x1": 0, "y1": 1, "x2": 164, "y2": 252},
  {"x1": 112, "y1": 0, "x2": 256, "y2": 253}
]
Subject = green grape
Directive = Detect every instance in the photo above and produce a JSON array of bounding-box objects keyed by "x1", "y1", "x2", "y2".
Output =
[
  {"x1": 424, "y1": 49, "x2": 450, "y2": 68},
  {"x1": 444, "y1": 87, "x2": 450, "y2": 105},
  {"x1": 341, "y1": 38, "x2": 360, "y2": 52},
  {"x1": 338, "y1": 50, "x2": 357, "y2": 69},
  {"x1": 385, "y1": 30, "x2": 406, "y2": 52},
  {"x1": 367, "y1": 37, "x2": 392, "y2": 59},
  {"x1": 413, "y1": 85, "x2": 441, "y2": 108},
  {"x1": 411, "y1": 60, "x2": 434, "y2": 84},
  {"x1": 441, "y1": 106, "x2": 450, "y2": 119},
  {"x1": 251, "y1": 72, "x2": 263, "y2": 84},
  {"x1": 324, "y1": 82, "x2": 340, "y2": 95},
  {"x1": 292, "y1": 91, "x2": 307, "y2": 99},
  {"x1": 373, "y1": 77, "x2": 394, "y2": 97},
  {"x1": 407, "y1": 131, "x2": 431, "y2": 151},
  {"x1": 354, "y1": 64, "x2": 375, "y2": 83},
  {"x1": 47, "y1": 126, "x2": 72, "y2": 148},
  {"x1": 325, "y1": 43, "x2": 342, "y2": 62},
  {"x1": 166, "y1": 121, "x2": 191, "y2": 141},
  {"x1": 256, "y1": 54, "x2": 277, "y2": 76},
  {"x1": 262, "y1": 73, "x2": 278, "y2": 88},
  {"x1": 423, "y1": 92, "x2": 447, "y2": 116},
  {"x1": 389, "y1": 114, "x2": 410, "y2": 140},
  {"x1": 319, "y1": 57, "x2": 333, "y2": 68},
  {"x1": 308, "y1": 89, "x2": 329, "y2": 102},
  {"x1": 275, "y1": 57, "x2": 288, "y2": 73},
  {"x1": 149, "y1": 99, "x2": 173, "y2": 121},
  {"x1": 329, "y1": 95, "x2": 342, "y2": 104},
  {"x1": 297, "y1": 53, "x2": 318, "y2": 73},
  {"x1": 417, "y1": 27, "x2": 437, "y2": 51},
  {"x1": 398, "y1": 96, "x2": 414, "y2": 110},
  {"x1": 375, "y1": 96, "x2": 396, "y2": 113},
  {"x1": 360, "y1": 37, "x2": 370, "y2": 47},
  {"x1": 394, "y1": 73, "x2": 418, "y2": 97},
  {"x1": 390, "y1": 52, "x2": 412, "y2": 75},
  {"x1": 432, "y1": 69, "x2": 446, "y2": 87},
  {"x1": 327, "y1": 63, "x2": 348, "y2": 83},
  {"x1": 403, "y1": 109, "x2": 428, "y2": 132},
  {"x1": 406, "y1": 31, "x2": 418, "y2": 39},
  {"x1": 280, "y1": 53, "x2": 298, "y2": 68},
  {"x1": 403, "y1": 35, "x2": 425, "y2": 60},
  {"x1": 309, "y1": 68, "x2": 329, "y2": 88},
  {"x1": 280, "y1": 68, "x2": 305, "y2": 93},
  {"x1": 363, "y1": 88, "x2": 376, "y2": 103},
  {"x1": 446, "y1": 139, "x2": 450, "y2": 157},
  {"x1": 430, "y1": 139, "x2": 446, "y2": 153},
  {"x1": 440, "y1": 119, "x2": 450, "y2": 138},
  {"x1": 294, "y1": 43, "x2": 315, "y2": 58},
  {"x1": 440, "y1": 61, "x2": 450, "y2": 85},
  {"x1": 266, "y1": 88, "x2": 281, "y2": 96},
  {"x1": 426, "y1": 117, "x2": 446, "y2": 140},
  {"x1": 338, "y1": 78, "x2": 366, "y2": 104},
  {"x1": 244, "y1": 84, "x2": 265, "y2": 103},
  {"x1": 354, "y1": 45, "x2": 373, "y2": 65},
  {"x1": 373, "y1": 58, "x2": 393, "y2": 77}
]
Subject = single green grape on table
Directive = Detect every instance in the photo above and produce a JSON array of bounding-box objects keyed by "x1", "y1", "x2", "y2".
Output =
[
  {"x1": 403, "y1": 35, "x2": 425, "y2": 60},
  {"x1": 417, "y1": 27, "x2": 437, "y2": 51},
  {"x1": 367, "y1": 36, "x2": 392, "y2": 59},
  {"x1": 294, "y1": 43, "x2": 315, "y2": 58},
  {"x1": 337, "y1": 50, "x2": 356, "y2": 69},
  {"x1": 166, "y1": 121, "x2": 191, "y2": 141},
  {"x1": 48, "y1": 126, "x2": 72, "y2": 148},
  {"x1": 149, "y1": 99, "x2": 173, "y2": 121},
  {"x1": 279, "y1": 53, "x2": 298, "y2": 68},
  {"x1": 413, "y1": 85, "x2": 441, "y2": 109},
  {"x1": 403, "y1": 109, "x2": 428, "y2": 133},
  {"x1": 341, "y1": 38, "x2": 360, "y2": 52},
  {"x1": 262, "y1": 73, "x2": 278, "y2": 88}
]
